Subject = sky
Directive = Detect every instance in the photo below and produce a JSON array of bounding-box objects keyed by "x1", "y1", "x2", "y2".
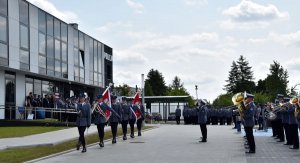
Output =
[{"x1": 28, "y1": 0, "x2": 300, "y2": 101}]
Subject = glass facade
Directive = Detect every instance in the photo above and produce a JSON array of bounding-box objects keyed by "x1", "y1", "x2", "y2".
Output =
[
  {"x1": 0, "y1": 0, "x2": 7, "y2": 66},
  {"x1": 19, "y1": 0, "x2": 29, "y2": 70},
  {"x1": 73, "y1": 30, "x2": 84, "y2": 82}
]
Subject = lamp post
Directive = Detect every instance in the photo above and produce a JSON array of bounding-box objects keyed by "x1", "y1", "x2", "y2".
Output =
[
  {"x1": 195, "y1": 85, "x2": 198, "y2": 101},
  {"x1": 141, "y1": 74, "x2": 145, "y2": 107}
]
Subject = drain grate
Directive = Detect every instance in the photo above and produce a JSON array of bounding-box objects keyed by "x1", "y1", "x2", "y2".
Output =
[{"x1": 130, "y1": 141, "x2": 145, "y2": 143}]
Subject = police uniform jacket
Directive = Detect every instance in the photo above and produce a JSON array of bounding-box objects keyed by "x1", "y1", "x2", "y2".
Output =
[
  {"x1": 197, "y1": 105, "x2": 208, "y2": 124},
  {"x1": 121, "y1": 103, "x2": 131, "y2": 121},
  {"x1": 110, "y1": 103, "x2": 122, "y2": 123},
  {"x1": 132, "y1": 105, "x2": 145, "y2": 120},
  {"x1": 94, "y1": 102, "x2": 110, "y2": 125},
  {"x1": 175, "y1": 108, "x2": 181, "y2": 117},
  {"x1": 282, "y1": 109, "x2": 289, "y2": 124},
  {"x1": 243, "y1": 102, "x2": 255, "y2": 127},
  {"x1": 76, "y1": 103, "x2": 91, "y2": 127},
  {"x1": 287, "y1": 105, "x2": 298, "y2": 125}
]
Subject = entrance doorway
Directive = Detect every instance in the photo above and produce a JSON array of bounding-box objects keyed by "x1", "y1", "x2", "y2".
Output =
[{"x1": 5, "y1": 73, "x2": 15, "y2": 119}]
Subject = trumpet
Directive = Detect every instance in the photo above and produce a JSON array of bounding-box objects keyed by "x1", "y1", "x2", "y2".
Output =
[{"x1": 290, "y1": 97, "x2": 300, "y2": 117}]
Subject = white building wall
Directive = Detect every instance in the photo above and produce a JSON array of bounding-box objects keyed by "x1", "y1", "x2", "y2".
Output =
[
  {"x1": 0, "y1": 70, "x2": 5, "y2": 119},
  {"x1": 8, "y1": 0, "x2": 20, "y2": 70},
  {"x1": 29, "y1": 4, "x2": 39, "y2": 74},
  {"x1": 67, "y1": 25, "x2": 74, "y2": 81}
]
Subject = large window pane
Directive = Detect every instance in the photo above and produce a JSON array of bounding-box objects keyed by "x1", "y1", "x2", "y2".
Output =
[
  {"x1": 61, "y1": 42, "x2": 67, "y2": 62},
  {"x1": 79, "y1": 50, "x2": 84, "y2": 67},
  {"x1": 62, "y1": 63, "x2": 67, "y2": 78},
  {"x1": 98, "y1": 73, "x2": 102, "y2": 83},
  {"x1": 20, "y1": 49, "x2": 29, "y2": 64},
  {"x1": 38, "y1": 10, "x2": 46, "y2": 33},
  {"x1": 0, "y1": 0, "x2": 7, "y2": 16},
  {"x1": 47, "y1": 57, "x2": 54, "y2": 70},
  {"x1": 79, "y1": 32, "x2": 84, "y2": 50},
  {"x1": 39, "y1": 33, "x2": 46, "y2": 55},
  {"x1": 80, "y1": 68, "x2": 84, "y2": 81},
  {"x1": 20, "y1": 25, "x2": 28, "y2": 49},
  {"x1": 46, "y1": 14, "x2": 53, "y2": 36},
  {"x1": 55, "y1": 39, "x2": 60, "y2": 59},
  {"x1": 94, "y1": 72, "x2": 98, "y2": 82},
  {"x1": 0, "y1": 43, "x2": 7, "y2": 59},
  {"x1": 89, "y1": 71, "x2": 93, "y2": 81},
  {"x1": 89, "y1": 38, "x2": 93, "y2": 70},
  {"x1": 74, "y1": 48, "x2": 78, "y2": 65},
  {"x1": 55, "y1": 60, "x2": 61, "y2": 72},
  {"x1": 54, "y1": 18, "x2": 60, "y2": 39},
  {"x1": 61, "y1": 22, "x2": 67, "y2": 42},
  {"x1": 47, "y1": 36, "x2": 54, "y2": 58},
  {"x1": 98, "y1": 43, "x2": 102, "y2": 72},
  {"x1": 34, "y1": 79, "x2": 42, "y2": 97},
  {"x1": 73, "y1": 29, "x2": 78, "y2": 47},
  {"x1": 38, "y1": 55, "x2": 46, "y2": 68},
  {"x1": 19, "y1": 0, "x2": 28, "y2": 25},
  {"x1": 74, "y1": 66, "x2": 79, "y2": 77},
  {"x1": 0, "y1": 16, "x2": 7, "y2": 42}
]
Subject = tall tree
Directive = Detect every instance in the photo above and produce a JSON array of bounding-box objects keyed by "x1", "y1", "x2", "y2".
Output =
[
  {"x1": 114, "y1": 84, "x2": 131, "y2": 96},
  {"x1": 145, "y1": 69, "x2": 167, "y2": 96},
  {"x1": 167, "y1": 76, "x2": 189, "y2": 96},
  {"x1": 144, "y1": 80, "x2": 153, "y2": 96},
  {"x1": 171, "y1": 76, "x2": 183, "y2": 90},
  {"x1": 256, "y1": 79, "x2": 266, "y2": 93},
  {"x1": 224, "y1": 61, "x2": 239, "y2": 93},
  {"x1": 265, "y1": 61, "x2": 289, "y2": 100}
]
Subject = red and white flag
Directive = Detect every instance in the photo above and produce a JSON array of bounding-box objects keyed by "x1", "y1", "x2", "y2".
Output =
[
  {"x1": 102, "y1": 87, "x2": 111, "y2": 120},
  {"x1": 133, "y1": 92, "x2": 142, "y2": 120}
]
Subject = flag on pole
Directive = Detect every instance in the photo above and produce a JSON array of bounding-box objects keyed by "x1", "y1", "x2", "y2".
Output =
[
  {"x1": 102, "y1": 87, "x2": 111, "y2": 120},
  {"x1": 133, "y1": 92, "x2": 142, "y2": 120},
  {"x1": 133, "y1": 92, "x2": 141, "y2": 105}
]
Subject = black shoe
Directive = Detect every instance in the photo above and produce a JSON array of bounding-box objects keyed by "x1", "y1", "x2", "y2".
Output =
[
  {"x1": 245, "y1": 150, "x2": 255, "y2": 154},
  {"x1": 245, "y1": 146, "x2": 249, "y2": 149},
  {"x1": 99, "y1": 141, "x2": 104, "y2": 147},
  {"x1": 289, "y1": 146, "x2": 299, "y2": 149},
  {"x1": 277, "y1": 140, "x2": 284, "y2": 142},
  {"x1": 130, "y1": 134, "x2": 135, "y2": 138},
  {"x1": 284, "y1": 143, "x2": 292, "y2": 145},
  {"x1": 81, "y1": 147, "x2": 86, "y2": 153},
  {"x1": 76, "y1": 142, "x2": 81, "y2": 150},
  {"x1": 112, "y1": 139, "x2": 116, "y2": 144},
  {"x1": 123, "y1": 136, "x2": 126, "y2": 140},
  {"x1": 138, "y1": 132, "x2": 141, "y2": 136},
  {"x1": 199, "y1": 139, "x2": 207, "y2": 142}
]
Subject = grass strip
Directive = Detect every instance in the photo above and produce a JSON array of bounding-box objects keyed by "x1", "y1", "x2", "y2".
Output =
[
  {"x1": 0, "y1": 127, "x2": 69, "y2": 138},
  {"x1": 0, "y1": 126, "x2": 153, "y2": 163}
]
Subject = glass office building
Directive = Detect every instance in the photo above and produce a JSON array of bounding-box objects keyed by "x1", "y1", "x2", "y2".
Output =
[{"x1": 0, "y1": 0, "x2": 113, "y2": 119}]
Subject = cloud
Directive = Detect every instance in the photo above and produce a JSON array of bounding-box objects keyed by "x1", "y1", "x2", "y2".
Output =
[
  {"x1": 184, "y1": 0, "x2": 207, "y2": 6},
  {"x1": 28, "y1": 0, "x2": 79, "y2": 23},
  {"x1": 126, "y1": 0, "x2": 144, "y2": 14},
  {"x1": 96, "y1": 21, "x2": 132, "y2": 34},
  {"x1": 221, "y1": 0, "x2": 289, "y2": 29},
  {"x1": 270, "y1": 31, "x2": 300, "y2": 47}
]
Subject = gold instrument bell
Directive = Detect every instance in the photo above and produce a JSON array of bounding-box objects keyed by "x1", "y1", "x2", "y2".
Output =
[
  {"x1": 232, "y1": 92, "x2": 247, "y2": 113},
  {"x1": 290, "y1": 97, "x2": 300, "y2": 117}
]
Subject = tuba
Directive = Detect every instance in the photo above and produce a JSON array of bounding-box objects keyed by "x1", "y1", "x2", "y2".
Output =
[
  {"x1": 232, "y1": 92, "x2": 246, "y2": 118},
  {"x1": 290, "y1": 97, "x2": 300, "y2": 118}
]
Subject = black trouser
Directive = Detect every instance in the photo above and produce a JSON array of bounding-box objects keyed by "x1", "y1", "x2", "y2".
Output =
[
  {"x1": 122, "y1": 120, "x2": 128, "y2": 136},
  {"x1": 290, "y1": 124, "x2": 299, "y2": 147},
  {"x1": 271, "y1": 120, "x2": 277, "y2": 137},
  {"x1": 277, "y1": 119, "x2": 284, "y2": 141},
  {"x1": 78, "y1": 126, "x2": 86, "y2": 147},
  {"x1": 97, "y1": 123, "x2": 105, "y2": 142},
  {"x1": 110, "y1": 122, "x2": 118, "y2": 139},
  {"x1": 176, "y1": 116, "x2": 180, "y2": 124},
  {"x1": 283, "y1": 123, "x2": 291, "y2": 144},
  {"x1": 245, "y1": 126, "x2": 255, "y2": 152},
  {"x1": 137, "y1": 119, "x2": 143, "y2": 132},
  {"x1": 129, "y1": 119, "x2": 135, "y2": 135},
  {"x1": 200, "y1": 123, "x2": 207, "y2": 140}
]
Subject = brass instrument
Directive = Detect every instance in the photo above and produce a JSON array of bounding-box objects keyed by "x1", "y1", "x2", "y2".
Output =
[
  {"x1": 232, "y1": 92, "x2": 246, "y2": 118},
  {"x1": 265, "y1": 102, "x2": 289, "y2": 120},
  {"x1": 290, "y1": 97, "x2": 300, "y2": 118}
]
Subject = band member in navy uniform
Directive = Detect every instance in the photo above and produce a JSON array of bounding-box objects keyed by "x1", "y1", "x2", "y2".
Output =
[
  {"x1": 110, "y1": 96, "x2": 122, "y2": 144},
  {"x1": 287, "y1": 98, "x2": 299, "y2": 149},
  {"x1": 197, "y1": 99, "x2": 208, "y2": 142},
  {"x1": 76, "y1": 94, "x2": 91, "y2": 153},
  {"x1": 121, "y1": 97, "x2": 131, "y2": 140},
  {"x1": 93, "y1": 95, "x2": 110, "y2": 148},
  {"x1": 243, "y1": 93, "x2": 256, "y2": 153}
]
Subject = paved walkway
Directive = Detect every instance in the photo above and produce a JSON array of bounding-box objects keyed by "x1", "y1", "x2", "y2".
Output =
[{"x1": 32, "y1": 125, "x2": 247, "y2": 163}]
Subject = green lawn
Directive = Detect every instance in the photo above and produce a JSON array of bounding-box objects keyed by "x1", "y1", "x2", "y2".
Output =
[
  {"x1": 0, "y1": 126, "x2": 154, "y2": 163},
  {"x1": 0, "y1": 126, "x2": 68, "y2": 138}
]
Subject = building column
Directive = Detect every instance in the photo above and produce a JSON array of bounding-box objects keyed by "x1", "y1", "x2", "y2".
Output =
[
  {"x1": 0, "y1": 70, "x2": 5, "y2": 119},
  {"x1": 15, "y1": 73, "x2": 25, "y2": 119}
]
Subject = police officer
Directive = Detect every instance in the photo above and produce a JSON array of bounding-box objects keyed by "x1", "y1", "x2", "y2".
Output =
[
  {"x1": 175, "y1": 106, "x2": 181, "y2": 125},
  {"x1": 282, "y1": 100, "x2": 291, "y2": 145},
  {"x1": 287, "y1": 98, "x2": 299, "y2": 149},
  {"x1": 197, "y1": 99, "x2": 208, "y2": 142},
  {"x1": 76, "y1": 94, "x2": 91, "y2": 153},
  {"x1": 243, "y1": 93, "x2": 256, "y2": 153},
  {"x1": 133, "y1": 101, "x2": 145, "y2": 136},
  {"x1": 93, "y1": 95, "x2": 110, "y2": 148},
  {"x1": 110, "y1": 96, "x2": 122, "y2": 144},
  {"x1": 276, "y1": 95, "x2": 285, "y2": 142},
  {"x1": 129, "y1": 100, "x2": 136, "y2": 138},
  {"x1": 121, "y1": 97, "x2": 131, "y2": 140}
]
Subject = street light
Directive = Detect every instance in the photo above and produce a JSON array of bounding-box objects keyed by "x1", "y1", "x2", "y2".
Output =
[{"x1": 195, "y1": 85, "x2": 198, "y2": 100}]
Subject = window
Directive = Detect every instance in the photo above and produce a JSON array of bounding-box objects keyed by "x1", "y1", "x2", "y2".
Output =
[
  {"x1": 89, "y1": 38, "x2": 93, "y2": 70},
  {"x1": 38, "y1": 55, "x2": 46, "y2": 68},
  {"x1": 73, "y1": 29, "x2": 78, "y2": 47},
  {"x1": 79, "y1": 32, "x2": 84, "y2": 50},
  {"x1": 20, "y1": 24, "x2": 28, "y2": 49},
  {"x1": 79, "y1": 50, "x2": 84, "y2": 67},
  {"x1": 54, "y1": 18, "x2": 60, "y2": 39},
  {"x1": 0, "y1": 16, "x2": 6, "y2": 42},
  {"x1": 38, "y1": 10, "x2": 46, "y2": 33},
  {"x1": 98, "y1": 43, "x2": 102, "y2": 72},
  {"x1": 55, "y1": 39, "x2": 60, "y2": 59},
  {"x1": 80, "y1": 68, "x2": 84, "y2": 79},
  {"x1": 61, "y1": 42, "x2": 67, "y2": 62},
  {"x1": 98, "y1": 73, "x2": 102, "y2": 84},
  {"x1": 0, "y1": 43, "x2": 7, "y2": 58},
  {"x1": 20, "y1": 49, "x2": 29, "y2": 64},
  {"x1": 39, "y1": 33, "x2": 46, "y2": 54},
  {"x1": 61, "y1": 23, "x2": 67, "y2": 42},
  {"x1": 46, "y1": 15, "x2": 53, "y2": 36},
  {"x1": 19, "y1": 0, "x2": 28, "y2": 25},
  {"x1": 55, "y1": 60, "x2": 61, "y2": 77},
  {"x1": 47, "y1": 57, "x2": 54, "y2": 70},
  {"x1": 74, "y1": 48, "x2": 78, "y2": 65},
  {"x1": 47, "y1": 36, "x2": 54, "y2": 58},
  {"x1": 74, "y1": 66, "x2": 79, "y2": 77},
  {"x1": 62, "y1": 63, "x2": 67, "y2": 78},
  {"x1": 0, "y1": 0, "x2": 7, "y2": 16}
]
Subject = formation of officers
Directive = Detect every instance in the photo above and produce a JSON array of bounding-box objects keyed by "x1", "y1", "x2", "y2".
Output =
[{"x1": 75, "y1": 93, "x2": 145, "y2": 153}]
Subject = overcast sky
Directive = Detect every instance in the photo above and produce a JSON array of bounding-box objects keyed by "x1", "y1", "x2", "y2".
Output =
[{"x1": 28, "y1": 0, "x2": 300, "y2": 101}]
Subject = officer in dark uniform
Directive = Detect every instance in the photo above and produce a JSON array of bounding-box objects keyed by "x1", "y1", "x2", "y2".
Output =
[
  {"x1": 110, "y1": 96, "x2": 122, "y2": 144},
  {"x1": 133, "y1": 101, "x2": 145, "y2": 136},
  {"x1": 197, "y1": 100, "x2": 208, "y2": 142},
  {"x1": 175, "y1": 106, "x2": 181, "y2": 125},
  {"x1": 93, "y1": 95, "x2": 110, "y2": 148},
  {"x1": 129, "y1": 100, "x2": 136, "y2": 138},
  {"x1": 276, "y1": 95, "x2": 285, "y2": 142},
  {"x1": 282, "y1": 100, "x2": 291, "y2": 145},
  {"x1": 183, "y1": 106, "x2": 188, "y2": 124},
  {"x1": 121, "y1": 97, "x2": 131, "y2": 140},
  {"x1": 287, "y1": 99, "x2": 299, "y2": 149},
  {"x1": 243, "y1": 93, "x2": 256, "y2": 153},
  {"x1": 76, "y1": 94, "x2": 91, "y2": 153}
]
